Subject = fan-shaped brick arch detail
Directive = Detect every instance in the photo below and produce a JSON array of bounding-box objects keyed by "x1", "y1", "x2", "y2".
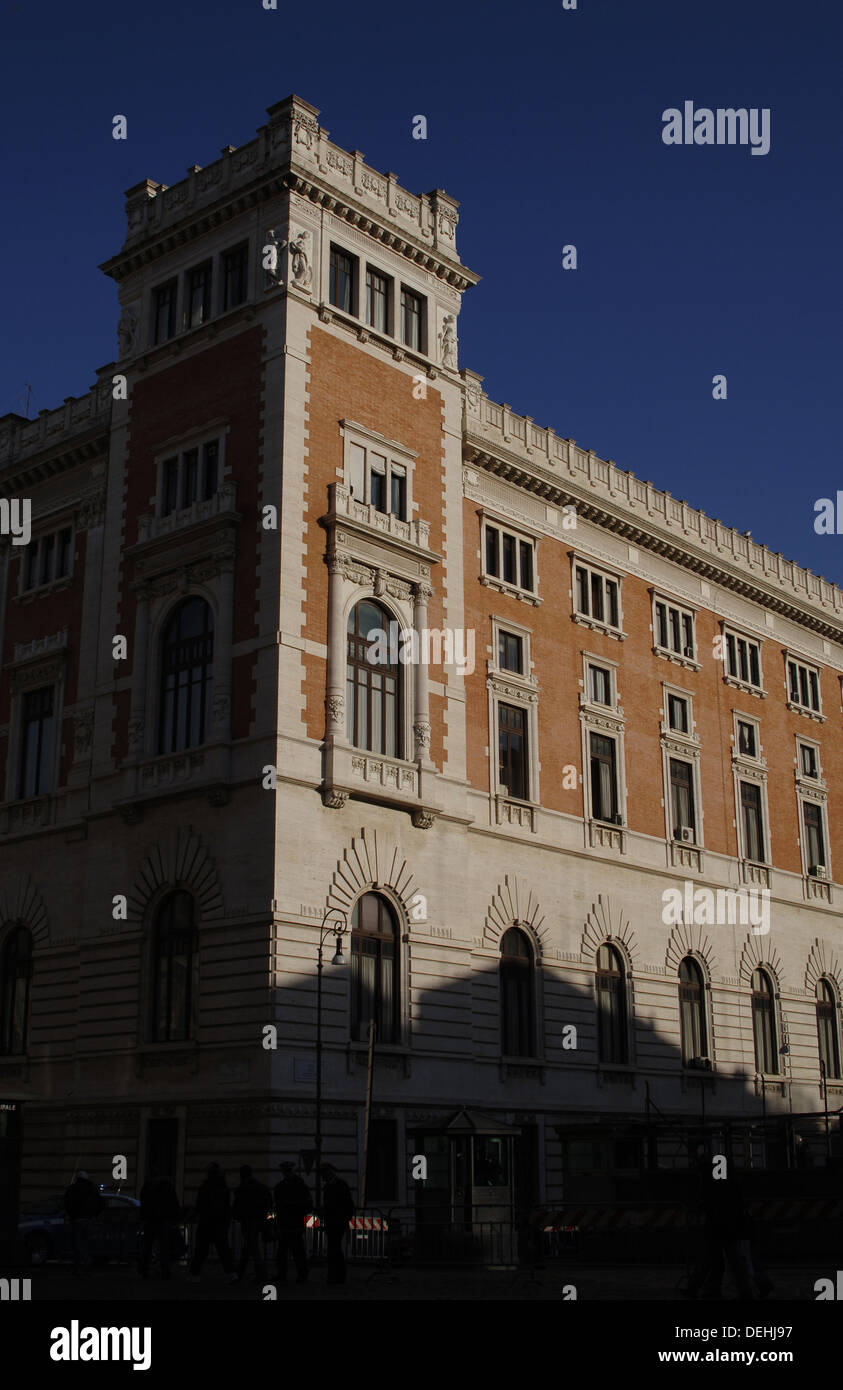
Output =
[
  {"x1": 665, "y1": 922, "x2": 718, "y2": 979},
  {"x1": 327, "y1": 828, "x2": 416, "y2": 919},
  {"x1": 738, "y1": 936, "x2": 783, "y2": 988},
  {"x1": 805, "y1": 938, "x2": 843, "y2": 997},
  {"x1": 128, "y1": 827, "x2": 225, "y2": 924},
  {"x1": 580, "y1": 895, "x2": 637, "y2": 965},
  {"x1": 483, "y1": 876, "x2": 547, "y2": 955},
  {"x1": 0, "y1": 874, "x2": 49, "y2": 946}
]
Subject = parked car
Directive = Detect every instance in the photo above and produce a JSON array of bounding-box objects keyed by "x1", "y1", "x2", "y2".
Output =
[{"x1": 19, "y1": 1189, "x2": 141, "y2": 1267}]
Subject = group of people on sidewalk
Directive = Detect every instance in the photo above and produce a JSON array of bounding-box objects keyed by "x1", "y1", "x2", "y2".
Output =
[
  {"x1": 148, "y1": 1160, "x2": 354, "y2": 1285},
  {"x1": 64, "y1": 1160, "x2": 355, "y2": 1286}
]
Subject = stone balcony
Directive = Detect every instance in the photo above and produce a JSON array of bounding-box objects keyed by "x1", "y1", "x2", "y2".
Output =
[
  {"x1": 136, "y1": 481, "x2": 238, "y2": 544},
  {"x1": 331, "y1": 484, "x2": 431, "y2": 551}
]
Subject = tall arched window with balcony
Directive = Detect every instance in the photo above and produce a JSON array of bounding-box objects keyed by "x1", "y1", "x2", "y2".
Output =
[
  {"x1": 751, "y1": 968, "x2": 778, "y2": 1074},
  {"x1": 346, "y1": 600, "x2": 401, "y2": 758},
  {"x1": 500, "y1": 927, "x2": 535, "y2": 1057},
  {"x1": 816, "y1": 977, "x2": 841, "y2": 1080},
  {"x1": 596, "y1": 943, "x2": 628, "y2": 1064},
  {"x1": 679, "y1": 956, "x2": 707, "y2": 1065},
  {"x1": 0, "y1": 925, "x2": 33, "y2": 1056},
  {"x1": 350, "y1": 893, "x2": 398, "y2": 1043},
  {"x1": 158, "y1": 598, "x2": 214, "y2": 755},
  {"x1": 151, "y1": 891, "x2": 197, "y2": 1042}
]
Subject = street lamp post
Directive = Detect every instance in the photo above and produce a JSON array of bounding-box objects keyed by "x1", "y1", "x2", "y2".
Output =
[{"x1": 314, "y1": 907, "x2": 348, "y2": 1211}]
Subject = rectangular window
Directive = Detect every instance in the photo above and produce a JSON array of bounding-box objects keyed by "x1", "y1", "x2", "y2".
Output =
[
  {"x1": 390, "y1": 463, "x2": 406, "y2": 521},
  {"x1": 483, "y1": 524, "x2": 536, "y2": 594},
  {"x1": 56, "y1": 528, "x2": 72, "y2": 579},
  {"x1": 725, "y1": 631, "x2": 762, "y2": 688},
  {"x1": 222, "y1": 243, "x2": 249, "y2": 310},
  {"x1": 400, "y1": 286, "x2": 424, "y2": 351},
  {"x1": 667, "y1": 693, "x2": 689, "y2": 734},
  {"x1": 159, "y1": 440, "x2": 220, "y2": 518},
  {"x1": 39, "y1": 533, "x2": 54, "y2": 586},
  {"x1": 498, "y1": 703, "x2": 528, "y2": 800},
  {"x1": 25, "y1": 543, "x2": 38, "y2": 590},
  {"x1": 330, "y1": 246, "x2": 356, "y2": 315},
  {"x1": 590, "y1": 733, "x2": 618, "y2": 822},
  {"x1": 365, "y1": 268, "x2": 390, "y2": 333},
  {"x1": 202, "y1": 440, "x2": 219, "y2": 500},
  {"x1": 803, "y1": 801, "x2": 825, "y2": 870},
  {"x1": 574, "y1": 564, "x2": 620, "y2": 631},
  {"x1": 18, "y1": 687, "x2": 54, "y2": 799},
  {"x1": 162, "y1": 457, "x2": 179, "y2": 517},
  {"x1": 369, "y1": 455, "x2": 386, "y2": 512},
  {"x1": 654, "y1": 598, "x2": 696, "y2": 659},
  {"x1": 787, "y1": 658, "x2": 821, "y2": 714},
  {"x1": 153, "y1": 281, "x2": 177, "y2": 343},
  {"x1": 741, "y1": 781, "x2": 765, "y2": 862},
  {"x1": 670, "y1": 759, "x2": 695, "y2": 838},
  {"x1": 186, "y1": 262, "x2": 212, "y2": 328},
  {"x1": 498, "y1": 631, "x2": 524, "y2": 674},
  {"x1": 589, "y1": 665, "x2": 612, "y2": 706},
  {"x1": 737, "y1": 720, "x2": 757, "y2": 758},
  {"x1": 502, "y1": 533, "x2": 516, "y2": 586},
  {"x1": 181, "y1": 448, "x2": 199, "y2": 510},
  {"x1": 799, "y1": 743, "x2": 819, "y2": 779}
]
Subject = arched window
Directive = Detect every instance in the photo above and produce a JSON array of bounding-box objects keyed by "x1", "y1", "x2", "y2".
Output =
[
  {"x1": 0, "y1": 926, "x2": 33, "y2": 1056},
  {"x1": 351, "y1": 893, "x2": 398, "y2": 1043},
  {"x1": 679, "y1": 956, "x2": 707, "y2": 1065},
  {"x1": 151, "y1": 892, "x2": 197, "y2": 1042},
  {"x1": 751, "y1": 968, "x2": 778, "y2": 1074},
  {"x1": 500, "y1": 927, "x2": 535, "y2": 1057},
  {"x1": 158, "y1": 598, "x2": 214, "y2": 754},
  {"x1": 817, "y1": 978, "x2": 841, "y2": 1079},
  {"x1": 346, "y1": 601, "x2": 401, "y2": 758},
  {"x1": 596, "y1": 943, "x2": 628, "y2": 1064}
]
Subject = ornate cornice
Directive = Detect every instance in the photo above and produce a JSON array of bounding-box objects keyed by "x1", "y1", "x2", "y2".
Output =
[{"x1": 463, "y1": 425, "x2": 843, "y2": 644}]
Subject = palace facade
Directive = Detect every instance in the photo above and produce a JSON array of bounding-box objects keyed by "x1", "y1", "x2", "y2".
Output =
[{"x1": 1, "y1": 95, "x2": 842, "y2": 1241}]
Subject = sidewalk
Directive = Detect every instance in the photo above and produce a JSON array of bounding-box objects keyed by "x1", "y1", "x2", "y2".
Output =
[{"x1": 2, "y1": 1261, "x2": 820, "y2": 1301}]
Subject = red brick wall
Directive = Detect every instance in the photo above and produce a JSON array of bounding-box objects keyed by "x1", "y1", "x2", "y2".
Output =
[{"x1": 302, "y1": 329, "x2": 446, "y2": 762}]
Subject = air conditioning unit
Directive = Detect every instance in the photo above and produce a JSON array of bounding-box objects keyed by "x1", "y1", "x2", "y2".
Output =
[
  {"x1": 677, "y1": 826, "x2": 695, "y2": 844},
  {"x1": 683, "y1": 645, "x2": 695, "y2": 659},
  {"x1": 809, "y1": 864, "x2": 827, "y2": 879}
]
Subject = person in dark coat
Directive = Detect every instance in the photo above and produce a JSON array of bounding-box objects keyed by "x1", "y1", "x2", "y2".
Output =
[
  {"x1": 232, "y1": 1165, "x2": 271, "y2": 1281},
  {"x1": 187, "y1": 1163, "x2": 236, "y2": 1282},
  {"x1": 684, "y1": 1166, "x2": 753, "y2": 1300},
  {"x1": 63, "y1": 1171, "x2": 103, "y2": 1275},
  {"x1": 320, "y1": 1164, "x2": 354, "y2": 1286},
  {"x1": 274, "y1": 1162, "x2": 312, "y2": 1283},
  {"x1": 138, "y1": 1170, "x2": 181, "y2": 1280}
]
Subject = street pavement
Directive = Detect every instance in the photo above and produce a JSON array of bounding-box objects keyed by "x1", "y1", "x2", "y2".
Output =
[{"x1": 1, "y1": 1260, "x2": 824, "y2": 1301}]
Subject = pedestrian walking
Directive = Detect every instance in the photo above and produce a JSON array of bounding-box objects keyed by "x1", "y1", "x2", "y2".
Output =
[
  {"x1": 138, "y1": 1170, "x2": 181, "y2": 1280},
  {"x1": 684, "y1": 1167, "x2": 754, "y2": 1300},
  {"x1": 187, "y1": 1163, "x2": 237, "y2": 1283},
  {"x1": 274, "y1": 1162, "x2": 312, "y2": 1283},
  {"x1": 63, "y1": 1170, "x2": 103, "y2": 1275},
  {"x1": 232, "y1": 1165, "x2": 271, "y2": 1282},
  {"x1": 320, "y1": 1163, "x2": 354, "y2": 1286}
]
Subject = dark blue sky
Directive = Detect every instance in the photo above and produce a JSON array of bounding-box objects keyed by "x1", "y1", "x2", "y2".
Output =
[{"x1": 3, "y1": 0, "x2": 842, "y2": 581}]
